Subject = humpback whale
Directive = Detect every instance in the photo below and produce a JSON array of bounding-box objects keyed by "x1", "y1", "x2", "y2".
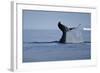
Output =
[
  {"x1": 58, "y1": 22, "x2": 81, "y2": 43},
  {"x1": 25, "y1": 22, "x2": 83, "y2": 44}
]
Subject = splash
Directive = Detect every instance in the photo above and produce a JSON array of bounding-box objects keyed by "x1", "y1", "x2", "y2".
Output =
[{"x1": 66, "y1": 29, "x2": 83, "y2": 43}]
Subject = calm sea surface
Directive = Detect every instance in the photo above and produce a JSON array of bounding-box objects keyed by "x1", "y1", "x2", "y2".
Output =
[{"x1": 23, "y1": 30, "x2": 91, "y2": 62}]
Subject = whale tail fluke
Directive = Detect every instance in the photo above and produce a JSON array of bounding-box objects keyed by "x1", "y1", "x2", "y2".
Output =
[{"x1": 58, "y1": 21, "x2": 82, "y2": 44}]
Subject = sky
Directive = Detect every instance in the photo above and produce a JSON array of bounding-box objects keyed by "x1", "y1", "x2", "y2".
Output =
[{"x1": 23, "y1": 10, "x2": 91, "y2": 30}]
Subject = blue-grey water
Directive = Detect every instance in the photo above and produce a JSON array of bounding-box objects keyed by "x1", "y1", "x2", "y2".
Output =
[{"x1": 23, "y1": 30, "x2": 91, "y2": 62}]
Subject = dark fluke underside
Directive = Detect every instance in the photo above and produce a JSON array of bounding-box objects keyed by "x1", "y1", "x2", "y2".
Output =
[{"x1": 58, "y1": 22, "x2": 77, "y2": 43}]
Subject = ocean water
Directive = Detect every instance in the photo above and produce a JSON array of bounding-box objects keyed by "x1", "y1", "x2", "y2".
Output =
[{"x1": 23, "y1": 30, "x2": 91, "y2": 62}]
